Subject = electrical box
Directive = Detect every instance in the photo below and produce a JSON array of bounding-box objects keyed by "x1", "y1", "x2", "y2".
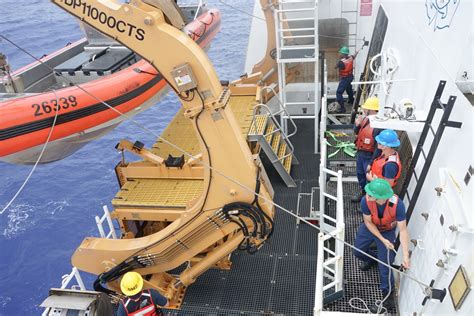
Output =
[{"x1": 171, "y1": 63, "x2": 197, "y2": 93}]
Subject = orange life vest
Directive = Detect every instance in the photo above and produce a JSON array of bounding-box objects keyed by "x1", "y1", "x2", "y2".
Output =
[
  {"x1": 366, "y1": 195, "x2": 399, "y2": 232},
  {"x1": 339, "y1": 56, "x2": 354, "y2": 77},
  {"x1": 121, "y1": 290, "x2": 163, "y2": 316},
  {"x1": 355, "y1": 117, "x2": 375, "y2": 152},
  {"x1": 371, "y1": 151, "x2": 402, "y2": 186}
]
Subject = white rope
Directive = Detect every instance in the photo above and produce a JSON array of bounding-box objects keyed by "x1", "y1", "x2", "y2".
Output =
[
  {"x1": 1, "y1": 89, "x2": 60, "y2": 215},
  {"x1": 0, "y1": 35, "x2": 430, "y2": 290},
  {"x1": 348, "y1": 249, "x2": 394, "y2": 313}
]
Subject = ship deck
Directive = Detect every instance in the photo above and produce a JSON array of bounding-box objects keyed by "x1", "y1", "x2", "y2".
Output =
[{"x1": 161, "y1": 119, "x2": 397, "y2": 315}]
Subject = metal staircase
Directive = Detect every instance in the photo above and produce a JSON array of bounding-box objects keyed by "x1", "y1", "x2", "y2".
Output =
[{"x1": 248, "y1": 103, "x2": 298, "y2": 187}]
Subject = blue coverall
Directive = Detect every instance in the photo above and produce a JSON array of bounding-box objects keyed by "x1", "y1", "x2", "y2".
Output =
[
  {"x1": 336, "y1": 74, "x2": 355, "y2": 111},
  {"x1": 353, "y1": 197, "x2": 407, "y2": 295}
]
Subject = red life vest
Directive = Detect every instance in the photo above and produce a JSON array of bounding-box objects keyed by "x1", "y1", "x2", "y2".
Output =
[
  {"x1": 366, "y1": 195, "x2": 399, "y2": 232},
  {"x1": 355, "y1": 117, "x2": 375, "y2": 152},
  {"x1": 371, "y1": 151, "x2": 402, "y2": 186},
  {"x1": 339, "y1": 56, "x2": 354, "y2": 77},
  {"x1": 120, "y1": 290, "x2": 163, "y2": 316}
]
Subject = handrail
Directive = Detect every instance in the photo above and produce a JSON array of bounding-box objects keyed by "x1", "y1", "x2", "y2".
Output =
[
  {"x1": 95, "y1": 205, "x2": 118, "y2": 239},
  {"x1": 262, "y1": 85, "x2": 298, "y2": 138}
]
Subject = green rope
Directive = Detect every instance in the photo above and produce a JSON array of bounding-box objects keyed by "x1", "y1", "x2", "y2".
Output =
[{"x1": 325, "y1": 131, "x2": 356, "y2": 158}]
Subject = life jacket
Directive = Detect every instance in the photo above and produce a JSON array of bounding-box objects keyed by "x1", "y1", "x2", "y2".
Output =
[
  {"x1": 339, "y1": 56, "x2": 354, "y2": 77},
  {"x1": 366, "y1": 195, "x2": 399, "y2": 232},
  {"x1": 355, "y1": 117, "x2": 375, "y2": 152},
  {"x1": 120, "y1": 289, "x2": 163, "y2": 316},
  {"x1": 371, "y1": 151, "x2": 402, "y2": 186}
]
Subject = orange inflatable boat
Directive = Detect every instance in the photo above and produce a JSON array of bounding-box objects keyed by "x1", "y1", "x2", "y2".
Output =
[{"x1": 0, "y1": 7, "x2": 220, "y2": 164}]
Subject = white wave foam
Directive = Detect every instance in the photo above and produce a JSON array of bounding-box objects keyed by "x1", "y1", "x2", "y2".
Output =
[
  {"x1": 46, "y1": 200, "x2": 69, "y2": 215},
  {"x1": 2, "y1": 203, "x2": 33, "y2": 239},
  {"x1": 0, "y1": 296, "x2": 11, "y2": 307}
]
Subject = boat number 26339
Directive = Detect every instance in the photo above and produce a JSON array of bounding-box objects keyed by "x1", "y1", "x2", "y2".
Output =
[{"x1": 32, "y1": 95, "x2": 78, "y2": 116}]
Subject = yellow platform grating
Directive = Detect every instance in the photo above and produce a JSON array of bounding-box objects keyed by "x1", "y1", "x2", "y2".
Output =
[
  {"x1": 284, "y1": 155, "x2": 293, "y2": 173},
  {"x1": 248, "y1": 115, "x2": 268, "y2": 135},
  {"x1": 151, "y1": 96, "x2": 257, "y2": 158},
  {"x1": 112, "y1": 178, "x2": 203, "y2": 208},
  {"x1": 271, "y1": 132, "x2": 281, "y2": 153}
]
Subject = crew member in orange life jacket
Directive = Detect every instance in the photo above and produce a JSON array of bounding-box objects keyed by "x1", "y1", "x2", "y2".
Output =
[
  {"x1": 335, "y1": 46, "x2": 358, "y2": 113},
  {"x1": 367, "y1": 129, "x2": 402, "y2": 187},
  {"x1": 351, "y1": 97, "x2": 382, "y2": 203},
  {"x1": 353, "y1": 179, "x2": 410, "y2": 311},
  {"x1": 116, "y1": 272, "x2": 168, "y2": 316}
]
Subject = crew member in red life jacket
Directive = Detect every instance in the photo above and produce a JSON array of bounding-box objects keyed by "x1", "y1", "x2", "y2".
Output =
[
  {"x1": 116, "y1": 272, "x2": 168, "y2": 316},
  {"x1": 367, "y1": 129, "x2": 402, "y2": 187},
  {"x1": 335, "y1": 46, "x2": 358, "y2": 113},
  {"x1": 351, "y1": 97, "x2": 382, "y2": 202},
  {"x1": 353, "y1": 179, "x2": 410, "y2": 312}
]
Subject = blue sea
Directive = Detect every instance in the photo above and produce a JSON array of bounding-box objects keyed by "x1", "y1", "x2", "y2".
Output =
[{"x1": 0, "y1": 1, "x2": 254, "y2": 314}]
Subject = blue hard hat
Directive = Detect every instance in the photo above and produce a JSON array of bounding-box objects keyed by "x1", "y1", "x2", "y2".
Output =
[{"x1": 375, "y1": 129, "x2": 400, "y2": 147}]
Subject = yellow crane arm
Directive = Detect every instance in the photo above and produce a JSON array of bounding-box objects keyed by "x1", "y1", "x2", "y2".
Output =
[{"x1": 50, "y1": 0, "x2": 275, "y2": 303}]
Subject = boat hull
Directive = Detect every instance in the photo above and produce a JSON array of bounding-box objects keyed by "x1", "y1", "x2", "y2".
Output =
[{"x1": 0, "y1": 9, "x2": 221, "y2": 164}]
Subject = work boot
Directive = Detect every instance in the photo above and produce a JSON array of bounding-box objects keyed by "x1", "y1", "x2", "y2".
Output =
[
  {"x1": 369, "y1": 291, "x2": 396, "y2": 313},
  {"x1": 359, "y1": 260, "x2": 376, "y2": 271},
  {"x1": 351, "y1": 190, "x2": 365, "y2": 203},
  {"x1": 337, "y1": 104, "x2": 346, "y2": 113}
]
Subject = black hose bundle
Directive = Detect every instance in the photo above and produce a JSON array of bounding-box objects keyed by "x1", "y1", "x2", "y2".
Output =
[
  {"x1": 221, "y1": 201, "x2": 274, "y2": 254},
  {"x1": 93, "y1": 256, "x2": 146, "y2": 295}
]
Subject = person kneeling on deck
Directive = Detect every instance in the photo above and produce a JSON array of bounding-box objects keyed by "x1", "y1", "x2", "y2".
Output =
[
  {"x1": 117, "y1": 272, "x2": 168, "y2": 316},
  {"x1": 351, "y1": 97, "x2": 382, "y2": 202},
  {"x1": 335, "y1": 46, "x2": 358, "y2": 113},
  {"x1": 366, "y1": 129, "x2": 402, "y2": 187},
  {"x1": 353, "y1": 179, "x2": 410, "y2": 311}
]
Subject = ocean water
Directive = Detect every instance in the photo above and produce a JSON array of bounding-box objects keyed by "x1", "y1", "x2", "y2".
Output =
[{"x1": 0, "y1": 1, "x2": 254, "y2": 314}]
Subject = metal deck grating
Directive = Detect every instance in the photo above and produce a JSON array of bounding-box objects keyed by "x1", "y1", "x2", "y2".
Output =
[
  {"x1": 328, "y1": 164, "x2": 357, "y2": 176},
  {"x1": 167, "y1": 119, "x2": 397, "y2": 315}
]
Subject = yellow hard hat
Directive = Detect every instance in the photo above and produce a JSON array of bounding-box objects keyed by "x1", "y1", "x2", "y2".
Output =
[
  {"x1": 361, "y1": 97, "x2": 380, "y2": 111},
  {"x1": 120, "y1": 272, "x2": 143, "y2": 296}
]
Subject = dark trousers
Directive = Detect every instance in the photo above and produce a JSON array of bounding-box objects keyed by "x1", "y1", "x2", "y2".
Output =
[
  {"x1": 336, "y1": 74, "x2": 354, "y2": 107},
  {"x1": 354, "y1": 223, "x2": 396, "y2": 294},
  {"x1": 356, "y1": 151, "x2": 372, "y2": 192}
]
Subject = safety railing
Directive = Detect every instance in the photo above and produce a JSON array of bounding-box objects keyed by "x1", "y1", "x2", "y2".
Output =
[
  {"x1": 314, "y1": 59, "x2": 345, "y2": 313},
  {"x1": 262, "y1": 85, "x2": 299, "y2": 139},
  {"x1": 95, "y1": 205, "x2": 118, "y2": 239},
  {"x1": 42, "y1": 267, "x2": 86, "y2": 316},
  {"x1": 314, "y1": 142, "x2": 345, "y2": 313}
]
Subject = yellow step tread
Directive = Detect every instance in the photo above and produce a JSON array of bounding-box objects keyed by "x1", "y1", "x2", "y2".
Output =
[
  {"x1": 284, "y1": 155, "x2": 293, "y2": 174},
  {"x1": 264, "y1": 121, "x2": 275, "y2": 143},
  {"x1": 277, "y1": 141, "x2": 287, "y2": 159},
  {"x1": 249, "y1": 115, "x2": 268, "y2": 135},
  {"x1": 271, "y1": 133, "x2": 281, "y2": 153}
]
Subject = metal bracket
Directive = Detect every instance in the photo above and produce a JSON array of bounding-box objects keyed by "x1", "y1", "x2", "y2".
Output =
[
  {"x1": 444, "y1": 121, "x2": 463, "y2": 128},
  {"x1": 422, "y1": 280, "x2": 447, "y2": 305}
]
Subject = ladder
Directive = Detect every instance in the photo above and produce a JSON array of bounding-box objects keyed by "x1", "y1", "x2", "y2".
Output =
[
  {"x1": 248, "y1": 103, "x2": 298, "y2": 187},
  {"x1": 274, "y1": 0, "x2": 320, "y2": 153},
  {"x1": 399, "y1": 80, "x2": 462, "y2": 222},
  {"x1": 340, "y1": 0, "x2": 359, "y2": 51}
]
